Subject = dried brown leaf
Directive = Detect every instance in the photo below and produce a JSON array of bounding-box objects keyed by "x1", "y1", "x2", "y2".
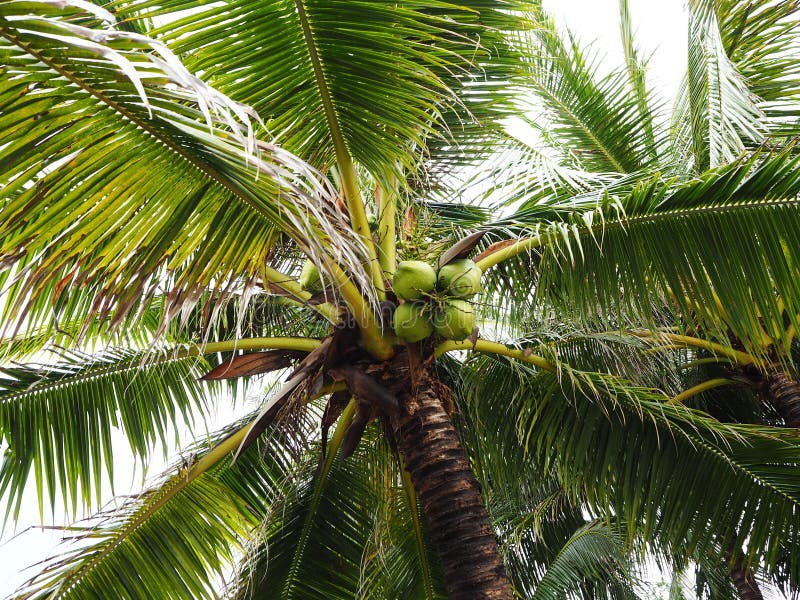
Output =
[
  {"x1": 201, "y1": 350, "x2": 306, "y2": 380},
  {"x1": 437, "y1": 231, "x2": 486, "y2": 268}
]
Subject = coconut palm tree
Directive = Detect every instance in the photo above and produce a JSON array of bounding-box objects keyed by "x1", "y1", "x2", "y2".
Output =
[{"x1": 2, "y1": 0, "x2": 800, "y2": 598}]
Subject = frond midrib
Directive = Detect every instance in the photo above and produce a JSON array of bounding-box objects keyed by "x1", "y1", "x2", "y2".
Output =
[
  {"x1": 291, "y1": 0, "x2": 383, "y2": 295},
  {"x1": 282, "y1": 400, "x2": 355, "y2": 598},
  {"x1": 291, "y1": 0, "x2": 350, "y2": 173},
  {"x1": 500, "y1": 196, "x2": 800, "y2": 256},
  {"x1": 400, "y1": 464, "x2": 436, "y2": 599},
  {"x1": 0, "y1": 352, "x2": 190, "y2": 406},
  {"x1": 602, "y1": 195, "x2": 800, "y2": 231}
]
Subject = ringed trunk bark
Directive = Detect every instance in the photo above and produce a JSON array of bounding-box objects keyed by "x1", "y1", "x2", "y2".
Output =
[
  {"x1": 765, "y1": 372, "x2": 800, "y2": 428},
  {"x1": 388, "y1": 371, "x2": 514, "y2": 599},
  {"x1": 726, "y1": 546, "x2": 763, "y2": 600}
]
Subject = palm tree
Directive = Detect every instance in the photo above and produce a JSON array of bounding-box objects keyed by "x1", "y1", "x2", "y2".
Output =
[{"x1": 2, "y1": 0, "x2": 800, "y2": 598}]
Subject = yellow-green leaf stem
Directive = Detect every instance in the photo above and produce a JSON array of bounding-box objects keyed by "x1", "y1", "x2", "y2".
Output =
[
  {"x1": 266, "y1": 260, "x2": 393, "y2": 359},
  {"x1": 321, "y1": 400, "x2": 356, "y2": 482},
  {"x1": 434, "y1": 339, "x2": 554, "y2": 372},
  {"x1": 399, "y1": 458, "x2": 435, "y2": 600},
  {"x1": 630, "y1": 331, "x2": 756, "y2": 367},
  {"x1": 666, "y1": 287, "x2": 774, "y2": 349},
  {"x1": 58, "y1": 418, "x2": 255, "y2": 591},
  {"x1": 185, "y1": 336, "x2": 322, "y2": 357},
  {"x1": 58, "y1": 386, "x2": 351, "y2": 593},
  {"x1": 281, "y1": 399, "x2": 356, "y2": 595},
  {"x1": 475, "y1": 235, "x2": 544, "y2": 272},
  {"x1": 670, "y1": 378, "x2": 734, "y2": 405},
  {"x1": 329, "y1": 264, "x2": 395, "y2": 360},
  {"x1": 292, "y1": 0, "x2": 385, "y2": 299}
]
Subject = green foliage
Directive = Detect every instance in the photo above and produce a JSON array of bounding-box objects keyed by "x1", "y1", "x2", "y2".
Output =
[
  {"x1": 229, "y1": 425, "x2": 446, "y2": 600},
  {"x1": 519, "y1": 13, "x2": 661, "y2": 175},
  {"x1": 0, "y1": 1, "x2": 370, "y2": 337},
  {"x1": 13, "y1": 413, "x2": 312, "y2": 600},
  {"x1": 487, "y1": 151, "x2": 800, "y2": 365},
  {"x1": 127, "y1": 0, "x2": 528, "y2": 186},
  {"x1": 3, "y1": 0, "x2": 800, "y2": 598},
  {"x1": 451, "y1": 348, "x2": 800, "y2": 590},
  {"x1": 0, "y1": 348, "x2": 213, "y2": 520}
]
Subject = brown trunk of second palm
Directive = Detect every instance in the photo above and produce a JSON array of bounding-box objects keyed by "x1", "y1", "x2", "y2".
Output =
[
  {"x1": 726, "y1": 545, "x2": 763, "y2": 600},
  {"x1": 388, "y1": 370, "x2": 514, "y2": 599},
  {"x1": 765, "y1": 372, "x2": 800, "y2": 428}
]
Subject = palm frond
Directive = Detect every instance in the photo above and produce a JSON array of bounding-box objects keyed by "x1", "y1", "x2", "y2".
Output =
[
  {"x1": 0, "y1": 1, "x2": 371, "y2": 337},
  {"x1": 448, "y1": 351, "x2": 800, "y2": 582},
  {"x1": 231, "y1": 423, "x2": 381, "y2": 599},
  {"x1": 13, "y1": 412, "x2": 314, "y2": 600},
  {"x1": 529, "y1": 521, "x2": 640, "y2": 600},
  {"x1": 457, "y1": 124, "x2": 625, "y2": 217},
  {"x1": 618, "y1": 0, "x2": 658, "y2": 162},
  {"x1": 226, "y1": 410, "x2": 448, "y2": 600},
  {"x1": 0, "y1": 347, "x2": 213, "y2": 519},
  {"x1": 676, "y1": 0, "x2": 764, "y2": 171},
  {"x1": 450, "y1": 350, "x2": 652, "y2": 599},
  {"x1": 0, "y1": 296, "x2": 166, "y2": 362},
  {"x1": 171, "y1": 291, "x2": 333, "y2": 348},
  {"x1": 491, "y1": 150, "x2": 800, "y2": 364},
  {"x1": 353, "y1": 452, "x2": 446, "y2": 600},
  {"x1": 122, "y1": 0, "x2": 529, "y2": 186},
  {"x1": 716, "y1": 0, "x2": 800, "y2": 139},
  {"x1": 519, "y1": 12, "x2": 661, "y2": 175}
]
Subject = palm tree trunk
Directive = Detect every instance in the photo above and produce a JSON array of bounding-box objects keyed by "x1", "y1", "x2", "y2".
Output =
[
  {"x1": 765, "y1": 372, "x2": 800, "y2": 428},
  {"x1": 726, "y1": 545, "x2": 763, "y2": 600},
  {"x1": 388, "y1": 370, "x2": 514, "y2": 599}
]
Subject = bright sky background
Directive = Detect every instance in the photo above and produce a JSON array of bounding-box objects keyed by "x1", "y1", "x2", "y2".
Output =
[{"x1": 0, "y1": 1, "x2": 713, "y2": 598}]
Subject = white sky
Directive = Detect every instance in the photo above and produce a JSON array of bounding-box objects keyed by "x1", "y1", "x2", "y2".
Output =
[{"x1": 0, "y1": 2, "x2": 699, "y2": 598}]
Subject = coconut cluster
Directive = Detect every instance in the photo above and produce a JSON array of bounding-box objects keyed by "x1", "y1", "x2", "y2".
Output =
[{"x1": 392, "y1": 259, "x2": 481, "y2": 342}]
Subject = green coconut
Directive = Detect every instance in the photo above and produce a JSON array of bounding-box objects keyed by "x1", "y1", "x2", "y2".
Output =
[
  {"x1": 434, "y1": 299, "x2": 474, "y2": 341},
  {"x1": 393, "y1": 260, "x2": 436, "y2": 300},
  {"x1": 437, "y1": 259, "x2": 482, "y2": 298},
  {"x1": 298, "y1": 260, "x2": 321, "y2": 292},
  {"x1": 393, "y1": 302, "x2": 434, "y2": 343}
]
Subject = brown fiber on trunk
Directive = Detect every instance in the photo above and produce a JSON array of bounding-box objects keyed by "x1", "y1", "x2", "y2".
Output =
[
  {"x1": 766, "y1": 372, "x2": 800, "y2": 428},
  {"x1": 388, "y1": 370, "x2": 514, "y2": 599},
  {"x1": 726, "y1": 546, "x2": 763, "y2": 600}
]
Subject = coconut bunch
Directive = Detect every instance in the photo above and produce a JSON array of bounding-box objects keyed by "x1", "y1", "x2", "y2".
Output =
[{"x1": 392, "y1": 259, "x2": 482, "y2": 342}]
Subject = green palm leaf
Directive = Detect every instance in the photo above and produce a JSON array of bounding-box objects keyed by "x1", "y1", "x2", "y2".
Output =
[
  {"x1": 0, "y1": 1, "x2": 370, "y2": 337},
  {"x1": 449, "y1": 346, "x2": 657, "y2": 599},
  {"x1": 0, "y1": 347, "x2": 214, "y2": 519},
  {"x1": 128, "y1": 0, "x2": 528, "y2": 183},
  {"x1": 618, "y1": 0, "x2": 658, "y2": 163},
  {"x1": 678, "y1": 0, "x2": 764, "y2": 171},
  {"x1": 716, "y1": 0, "x2": 800, "y2": 138},
  {"x1": 231, "y1": 424, "x2": 396, "y2": 599},
  {"x1": 355, "y1": 461, "x2": 445, "y2": 600},
  {"x1": 529, "y1": 521, "x2": 640, "y2": 600},
  {"x1": 519, "y1": 12, "x2": 661, "y2": 175},
  {"x1": 453, "y1": 352, "x2": 800, "y2": 580},
  {"x1": 12, "y1": 413, "x2": 311, "y2": 600},
  {"x1": 224, "y1": 401, "x2": 445, "y2": 599},
  {"x1": 492, "y1": 150, "x2": 800, "y2": 363}
]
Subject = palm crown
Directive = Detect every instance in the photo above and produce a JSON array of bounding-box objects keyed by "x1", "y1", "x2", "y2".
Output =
[{"x1": 2, "y1": 0, "x2": 800, "y2": 598}]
